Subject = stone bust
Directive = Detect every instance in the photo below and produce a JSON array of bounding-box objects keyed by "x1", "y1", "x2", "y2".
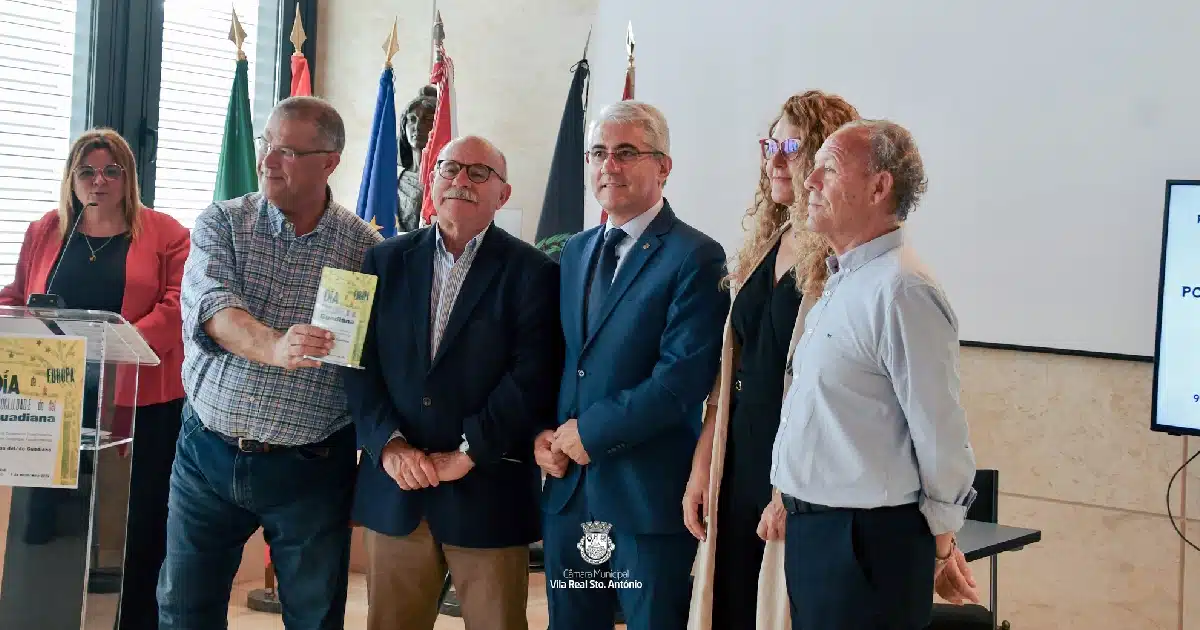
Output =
[{"x1": 397, "y1": 85, "x2": 437, "y2": 232}]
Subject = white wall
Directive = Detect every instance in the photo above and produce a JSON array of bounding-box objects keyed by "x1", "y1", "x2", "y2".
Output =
[{"x1": 588, "y1": 0, "x2": 1200, "y2": 357}]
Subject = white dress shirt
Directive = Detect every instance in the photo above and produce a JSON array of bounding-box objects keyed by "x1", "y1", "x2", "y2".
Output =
[
  {"x1": 604, "y1": 197, "x2": 663, "y2": 275},
  {"x1": 769, "y1": 227, "x2": 977, "y2": 536}
]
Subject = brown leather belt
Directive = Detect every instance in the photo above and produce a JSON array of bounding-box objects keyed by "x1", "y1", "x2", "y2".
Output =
[{"x1": 209, "y1": 430, "x2": 330, "y2": 456}]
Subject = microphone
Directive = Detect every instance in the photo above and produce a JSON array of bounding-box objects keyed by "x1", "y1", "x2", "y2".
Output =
[{"x1": 28, "y1": 201, "x2": 96, "y2": 309}]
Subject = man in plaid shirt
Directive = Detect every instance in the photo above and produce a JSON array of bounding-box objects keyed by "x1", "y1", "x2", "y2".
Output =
[{"x1": 157, "y1": 96, "x2": 382, "y2": 629}]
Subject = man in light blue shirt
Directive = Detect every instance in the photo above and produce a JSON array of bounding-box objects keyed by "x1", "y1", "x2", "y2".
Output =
[{"x1": 762, "y1": 119, "x2": 978, "y2": 629}]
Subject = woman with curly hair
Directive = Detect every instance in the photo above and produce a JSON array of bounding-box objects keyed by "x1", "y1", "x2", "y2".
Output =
[{"x1": 685, "y1": 90, "x2": 860, "y2": 629}]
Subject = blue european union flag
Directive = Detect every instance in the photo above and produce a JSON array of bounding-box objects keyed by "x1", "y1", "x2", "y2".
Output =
[{"x1": 356, "y1": 66, "x2": 399, "y2": 238}]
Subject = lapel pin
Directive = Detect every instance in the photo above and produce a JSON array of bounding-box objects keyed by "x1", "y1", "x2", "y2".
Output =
[{"x1": 642, "y1": 243, "x2": 650, "y2": 250}]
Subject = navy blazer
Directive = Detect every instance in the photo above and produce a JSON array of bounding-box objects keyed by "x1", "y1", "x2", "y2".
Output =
[
  {"x1": 345, "y1": 225, "x2": 563, "y2": 548},
  {"x1": 542, "y1": 201, "x2": 729, "y2": 535}
]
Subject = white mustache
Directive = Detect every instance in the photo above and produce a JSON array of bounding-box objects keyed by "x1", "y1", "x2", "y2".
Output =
[{"x1": 443, "y1": 187, "x2": 477, "y2": 202}]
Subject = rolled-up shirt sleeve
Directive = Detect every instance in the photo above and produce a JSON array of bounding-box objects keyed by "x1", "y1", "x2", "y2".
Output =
[
  {"x1": 181, "y1": 203, "x2": 248, "y2": 353},
  {"x1": 883, "y1": 280, "x2": 977, "y2": 536}
]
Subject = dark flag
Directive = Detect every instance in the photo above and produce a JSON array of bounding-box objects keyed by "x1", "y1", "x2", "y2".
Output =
[{"x1": 534, "y1": 54, "x2": 590, "y2": 260}]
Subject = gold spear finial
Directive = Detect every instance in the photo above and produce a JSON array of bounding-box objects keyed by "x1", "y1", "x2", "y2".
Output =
[
  {"x1": 583, "y1": 25, "x2": 592, "y2": 58},
  {"x1": 382, "y1": 19, "x2": 400, "y2": 67},
  {"x1": 289, "y1": 4, "x2": 307, "y2": 55},
  {"x1": 229, "y1": 7, "x2": 247, "y2": 61}
]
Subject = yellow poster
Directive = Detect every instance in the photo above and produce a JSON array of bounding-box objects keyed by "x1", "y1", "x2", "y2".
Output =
[
  {"x1": 0, "y1": 334, "x2": 87, "y2": 488},
  {"x1": 308, "y1": 267, "x2": 378, "y2": 368}
]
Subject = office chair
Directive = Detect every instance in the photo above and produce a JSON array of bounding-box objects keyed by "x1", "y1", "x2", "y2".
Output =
[{"x1": 927, "y1": 468, "x2": 1011, "y2": 630}]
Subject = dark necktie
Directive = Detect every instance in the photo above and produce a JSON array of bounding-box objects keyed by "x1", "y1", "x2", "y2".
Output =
[{"x1": 586, "y1": 227, "x2": 627, "y2": 336}]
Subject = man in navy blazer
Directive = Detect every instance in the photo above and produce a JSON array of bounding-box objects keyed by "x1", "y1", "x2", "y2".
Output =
[
  {"x1": 538, "y1": 101, "x2": 729, "y2": 630},
  {"x1": 344, "y1": 135, "x2": 563, "y2": 630}
]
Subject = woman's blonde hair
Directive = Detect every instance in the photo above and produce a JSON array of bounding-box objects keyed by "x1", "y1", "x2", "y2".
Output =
[
  {"x1": 57, "y1": 128, "x2": 143, "y2": 240},
  {"x1": 725, "y1": 90, "x2": 860, "y2": 296}
]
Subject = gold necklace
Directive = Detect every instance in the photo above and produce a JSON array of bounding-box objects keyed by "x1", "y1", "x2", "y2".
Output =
[{"x1": 81, "y1": 234, "x2": 116, "y2": 262}]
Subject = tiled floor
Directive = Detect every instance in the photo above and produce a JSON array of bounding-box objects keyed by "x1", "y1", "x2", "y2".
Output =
[{"x1": 225, "y1": 572, "x2": 562, "y2": 629}]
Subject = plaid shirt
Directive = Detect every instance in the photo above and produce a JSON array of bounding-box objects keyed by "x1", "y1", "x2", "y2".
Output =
[{"x1": 181, "y1": 191, "x2": 383, "y2": 445}]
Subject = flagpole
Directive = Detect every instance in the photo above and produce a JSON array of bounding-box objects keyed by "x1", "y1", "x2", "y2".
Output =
[
  {"x1": 429, "y1": 0, "x2": 440, "y2": 71},
  {"x1": 624, "y1": 21, "x2": 636, "y2": 100},
  {"x1": 229, "y1": 8, "x2": 247, "y2": 61},
  {"x1": 288, "y1": 4, "x2": 312, "y2": 96},
  {"x1": 582, "y1": 26, "x2": 593, "y2": 113}
]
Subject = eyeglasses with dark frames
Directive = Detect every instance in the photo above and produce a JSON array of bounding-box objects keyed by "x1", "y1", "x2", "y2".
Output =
[
  {"x1": 436, "y1": 159, "x2": 506, "y2": 184},
  {"x1": 585, "y1": 147, "x2": 664, "y2": 164}
]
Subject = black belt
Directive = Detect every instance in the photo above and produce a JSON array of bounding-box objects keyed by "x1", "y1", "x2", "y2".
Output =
[
  {"x1": 780, "y1": 494, "x2": 918, "y2": 515},
  {"x1": 780, "y1": 494, "x2": 843, "y2": 514},
  {"x1": 208, "y1": 429, "x2": 331, "y2": 456}
]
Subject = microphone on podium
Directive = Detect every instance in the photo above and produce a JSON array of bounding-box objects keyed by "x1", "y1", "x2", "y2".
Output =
[{"x1": 28, "y1": 200, "x2": 97, "y2": 309}]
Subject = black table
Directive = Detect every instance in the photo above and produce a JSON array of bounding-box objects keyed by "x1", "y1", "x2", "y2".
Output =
[
  {"x1": 941, "y1": 520, "x2": 1041, "y2": 629},
  {"x1": 957, "y1": 520, "x2": 1041, "y2": 562}
]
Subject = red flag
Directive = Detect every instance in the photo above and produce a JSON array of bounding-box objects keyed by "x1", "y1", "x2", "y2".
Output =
[
  {"x1": 287, "y1": 6, "x2": 312, "y2": 98},
  {"x1": 290, "y1": 53, "x2": 312, "y2": 96},
  {"x1": 419, "y1": 50, "x2": 456, "y2": 225}
]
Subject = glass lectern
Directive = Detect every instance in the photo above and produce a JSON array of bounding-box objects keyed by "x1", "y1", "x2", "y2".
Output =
[{"x1": 0, "y1": 306, "x2": 159, "y2": 629}]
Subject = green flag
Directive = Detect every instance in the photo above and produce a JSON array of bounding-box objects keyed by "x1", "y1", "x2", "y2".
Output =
[{"x1": 213, "y1": 57, "x2": 257, "y2": 201}]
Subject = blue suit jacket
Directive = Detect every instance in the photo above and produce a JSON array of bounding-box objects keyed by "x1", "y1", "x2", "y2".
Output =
[
  {"x1": 345, "y1": 225, "x2": 563, "y2": 548},
  {"x1": 542, "y1": 201, "x2": 729, "y2": 535}
]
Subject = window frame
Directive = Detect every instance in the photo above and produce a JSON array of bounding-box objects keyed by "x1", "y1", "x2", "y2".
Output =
[{"x1": 83, "y1": 0, "x2": 308, "y2": 208}]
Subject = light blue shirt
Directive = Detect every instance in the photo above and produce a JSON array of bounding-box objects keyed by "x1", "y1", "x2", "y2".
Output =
[{"x1": 770, "y1": 227, "x2": 977, "y2": 535}]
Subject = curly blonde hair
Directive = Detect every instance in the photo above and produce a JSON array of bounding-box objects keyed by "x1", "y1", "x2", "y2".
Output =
[{"x1": 725, "y1": 90, "x2": 860, "y2": 296}]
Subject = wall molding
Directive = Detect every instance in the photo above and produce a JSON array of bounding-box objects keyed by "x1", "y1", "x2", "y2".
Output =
[{"x1": 961, "y1": 340, "x2": 1153, "y2": 364}]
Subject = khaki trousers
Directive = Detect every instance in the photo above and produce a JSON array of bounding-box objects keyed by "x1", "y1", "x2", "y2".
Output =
[{"x1": 364, "y1": 521, "x2": 530, "y2": 630}]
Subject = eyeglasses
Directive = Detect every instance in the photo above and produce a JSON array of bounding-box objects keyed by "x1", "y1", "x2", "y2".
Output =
[
  {"x1": 75, "y1": 164, "x2": 124, "y2": 181},
  {"x1": 760, "y1": 138, "x2": 803, "y2": 160},
  {"x1": 256, "y1": 137, "x2": 335, "y2": 160},
  {"x1": 585, "y1": 147, "x2": 664, "y2": 164},
  {"x1": 436, "y1": 160, "x2": 506, "y2": 184}
]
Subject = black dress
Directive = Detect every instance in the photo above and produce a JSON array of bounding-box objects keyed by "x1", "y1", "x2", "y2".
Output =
[{"x1": 711, "y1": 241, "x2": 802, "y2": 629}]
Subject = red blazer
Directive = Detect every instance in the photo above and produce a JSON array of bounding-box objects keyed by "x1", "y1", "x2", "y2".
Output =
[{"x1": 0, "y1": 208, "x2": 189, "y2": 408}]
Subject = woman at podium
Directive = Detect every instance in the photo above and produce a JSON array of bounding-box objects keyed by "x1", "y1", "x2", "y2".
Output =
[{"x1": 0, "y1": 128, "x2": 189, "y2": 630}]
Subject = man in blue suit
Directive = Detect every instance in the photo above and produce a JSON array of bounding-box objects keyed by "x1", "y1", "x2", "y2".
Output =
[
  {"x1": 538, "y1": 101, "x2": 729, "y2": 630},
  {"x1": 345, "y1": 135, "x2": 563, "y2": 630}
]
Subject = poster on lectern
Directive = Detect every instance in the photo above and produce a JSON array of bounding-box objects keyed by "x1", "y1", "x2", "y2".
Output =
[{"x1": 0, "y1": 334, "x2": 87, "y2": 488}]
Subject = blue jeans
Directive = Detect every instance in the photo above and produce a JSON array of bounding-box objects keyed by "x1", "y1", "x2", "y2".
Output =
[{"x1": 156, "y1": 403, "x2": 356, "y2": 629}]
